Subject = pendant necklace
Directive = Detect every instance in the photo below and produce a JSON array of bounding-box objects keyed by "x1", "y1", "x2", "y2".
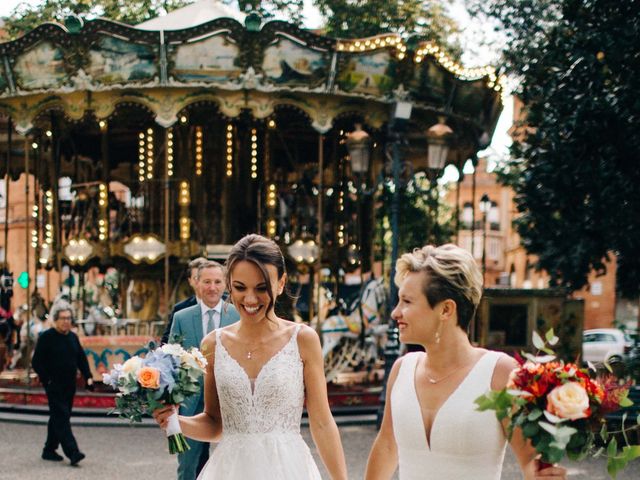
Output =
[
  {"x1": 425, "y1": 361, "x2": 471, "y2": 384},
  {"x1": 246, "y1": 345, "x2": 262, "y2": 359}
]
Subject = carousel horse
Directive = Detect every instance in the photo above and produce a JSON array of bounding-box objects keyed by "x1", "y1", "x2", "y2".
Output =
[
  {"x1": 127, "y1": 279, "x2": 160, "y2": 323},
  {"x1": 319, "y1": 277, "x2": 388, "y2": 382}
]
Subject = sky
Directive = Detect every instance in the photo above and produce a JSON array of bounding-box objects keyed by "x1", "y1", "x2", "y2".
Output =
[{"x1": 0, "y1": 0, "x2": 512, "y2": 179}]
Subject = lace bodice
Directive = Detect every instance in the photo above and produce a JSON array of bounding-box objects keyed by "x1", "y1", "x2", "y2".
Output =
[
  {"x1": 391, "y1": 351, "x2": 507, "y2": 480},
  {"x1": 214, "y1": 325, "x2": 304, "y2": 435}
]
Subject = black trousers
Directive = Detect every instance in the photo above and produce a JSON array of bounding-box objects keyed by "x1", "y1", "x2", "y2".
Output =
[{"x1": 44, "y1": 382, "x2": 80, "y2": 458}]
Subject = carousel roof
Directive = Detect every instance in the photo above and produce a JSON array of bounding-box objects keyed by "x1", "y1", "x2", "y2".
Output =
[
  {"x1": 0, "y1": 10, "x2": 505, "y2": 175},
  {"x1": 136, "y1": 0, "x2": 246, "y2": 31}
]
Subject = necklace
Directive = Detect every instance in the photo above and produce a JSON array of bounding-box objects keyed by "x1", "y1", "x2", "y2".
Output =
[
  {"x1": 425, "y1": 361, "x2": 472, "y2": 384},
  {"x1": 245, "y1": 344, "x2": 264, "y2": 360}
]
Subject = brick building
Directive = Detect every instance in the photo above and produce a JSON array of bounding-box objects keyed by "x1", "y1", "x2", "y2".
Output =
[{"x1": 447, "y1": 98, "x2": 618, "y2": 330}]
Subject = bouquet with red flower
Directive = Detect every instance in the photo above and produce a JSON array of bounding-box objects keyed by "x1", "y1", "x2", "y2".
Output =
[{"x1": 475, "y1": 329, "x2": 640, "y2": 478}]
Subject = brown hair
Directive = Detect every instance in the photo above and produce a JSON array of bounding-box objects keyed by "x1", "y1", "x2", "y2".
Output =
[{"x1": 225, "y1": 234, "x2": 287, "y2": 321}]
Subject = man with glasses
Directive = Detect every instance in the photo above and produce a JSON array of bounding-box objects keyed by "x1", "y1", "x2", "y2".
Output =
[{"x1": 32, "y1": 301, "x2": 93, "y2": 466}]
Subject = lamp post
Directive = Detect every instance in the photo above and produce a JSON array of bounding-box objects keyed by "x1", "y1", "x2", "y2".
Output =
[
  {"x1": 346, "y1": 125, "x2": 371, "y2": 341},
  {"x1": 378, "y1": 106, "x2": 454, "y2": 426},
  {"x1": 479, "y1": 193, "x2": 491, "y2": 285}
]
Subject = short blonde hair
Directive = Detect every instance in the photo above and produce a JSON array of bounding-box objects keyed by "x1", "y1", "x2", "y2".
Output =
[{"x1": 395, "y1": 244, "x2": 483, "y2": 330}]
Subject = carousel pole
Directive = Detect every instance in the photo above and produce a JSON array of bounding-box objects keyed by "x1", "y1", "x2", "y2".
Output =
[
  {"x1": 51, "y1": 114, "x2": 63, "y2": 284},
  {"x1": 314, "y1": 133, "x2": 324, "y2": 332},
  {"x1": 3, "y1": 118, "x2": 11, "y2": 267},
  {"x1": 24, "y1": 136, "x2": 31, "y2": 382},
  {"x1": 163, "y1": 128, "x2": 170, "y2": 324}
]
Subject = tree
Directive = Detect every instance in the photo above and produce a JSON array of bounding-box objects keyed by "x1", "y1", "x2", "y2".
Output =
[
  {"x1": 374, "y1": 175, "x2": 456, "y2": 265},
  {"x1": 316, "y1": 0, "x2": 461, "y2": 54},
  {"x1": 473, "y1": 0, "x2": 640, "y2": 298},
  {"x1": 1, "y1": 0, "x2": 307, "y2": 38},
  {"x1": 2, "y1": 0, "x2": 194, "y2": 37}
]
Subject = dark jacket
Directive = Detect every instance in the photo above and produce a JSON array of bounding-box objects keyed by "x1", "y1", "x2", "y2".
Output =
[
  {"x1": 161, "y1": 295, "x2": 198, "y2": 344},
  {"x1": 32, "y1": 328, "x2": 91, "y2": 387}
]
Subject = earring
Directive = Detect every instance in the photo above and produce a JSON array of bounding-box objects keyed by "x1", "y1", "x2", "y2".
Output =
[{"x1": 434, "y1": 322, "x2": 443, "y2": 344}]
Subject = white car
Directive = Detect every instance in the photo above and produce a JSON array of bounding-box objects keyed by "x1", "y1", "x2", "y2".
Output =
[{"x1": 582, "y1": 328, "x2": 633, "y2": 364}]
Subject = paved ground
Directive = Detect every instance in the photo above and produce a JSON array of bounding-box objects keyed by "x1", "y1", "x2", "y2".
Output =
[{"x1": 0, "y1": 421, "x2": 637, "y2": 479}]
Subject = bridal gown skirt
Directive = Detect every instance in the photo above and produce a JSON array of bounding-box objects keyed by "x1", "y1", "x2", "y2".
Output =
[{"x1": 197, "y1": 432, "x2": 322, "y2": 480}]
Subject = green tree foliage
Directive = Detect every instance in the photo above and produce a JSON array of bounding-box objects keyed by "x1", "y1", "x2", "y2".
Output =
[
  {"x1": 374, "y1": 175, "x2": 455, "y2": 263},
  {"x1": 236, "y1": 0, "x2": 304, "y2": 23},
  {"x1": 316, "y1": 0, "x2": 460, "y2": 53},
  {"x1": 2, "y1": 0, "x2": 193, "y2": 37},
  {"x1": 1, "y1": 1, "x2": 306, "y2": 37},
  {"x1": 475, "y1": 0, "x2": 640, "y2": 297}
]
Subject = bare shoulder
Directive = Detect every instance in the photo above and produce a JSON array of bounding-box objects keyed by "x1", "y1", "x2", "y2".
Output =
[
  {"x1": 200, "y1": 330, "x2": 218, "y2": 361},
  {"x1": 491, "y1": 351, "x2": 519, "y2": 390},
  {"x1": 295, "y1": 322, "x2": 319, "y2": 343},
  {"x1": 292, "y1": 322, "x2": 321, "y2": 353}
]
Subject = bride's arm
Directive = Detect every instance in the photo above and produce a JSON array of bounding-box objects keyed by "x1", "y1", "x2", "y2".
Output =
[
  {"x1": 493, "y1": 356, "x2": 567, "y2": 480},
  {"x1": 154, "y1": 334, "x2": 223, "y2": 442},
  {"x1": 299, "y1": 326, "x2": 348, "y2": 480},
  {"x1": 364, "y1": 358, "x2": 401, "y2": 480}
]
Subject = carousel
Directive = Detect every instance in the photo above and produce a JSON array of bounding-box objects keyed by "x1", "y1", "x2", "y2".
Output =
[{"x1": 0, "y1": 3, "x2": 503, "y2": 398}]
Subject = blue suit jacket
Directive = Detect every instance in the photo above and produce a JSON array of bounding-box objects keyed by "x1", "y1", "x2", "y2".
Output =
[{"x1": 170, "y1": 302, "x2": 239, "y2": 416}]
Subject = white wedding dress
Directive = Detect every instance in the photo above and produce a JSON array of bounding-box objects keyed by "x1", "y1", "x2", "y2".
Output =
[
  {"x1": 391, "y1": 351, "x2": 508, "y2": 480},
  {"x1": 198, "y1": 325, "x2": 321, "y2": 480}
]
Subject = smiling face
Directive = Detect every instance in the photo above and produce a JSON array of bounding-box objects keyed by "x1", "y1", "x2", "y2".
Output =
[
  {"x1": 392, "y1": 271, "x2": 441, "y2": 345},
  {"x1": 229, "y1": 260, "x2": 285, "y2": 322},
  {"x1": 198, "y1": 266, "x2": 225, "y2": 309}
]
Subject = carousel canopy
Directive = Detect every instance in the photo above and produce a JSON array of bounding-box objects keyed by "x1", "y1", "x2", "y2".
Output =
[{"x1": 136, "y1": 0, "x2": 246, "y2": 31}]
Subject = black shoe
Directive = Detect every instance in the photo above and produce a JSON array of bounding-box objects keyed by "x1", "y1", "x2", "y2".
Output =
[
  {"x1": 69, "y1": 452, "x2": 85, "y2": 466},
  {"x1": 42, "y1": 450, "x2": 64, "y2": 461}
]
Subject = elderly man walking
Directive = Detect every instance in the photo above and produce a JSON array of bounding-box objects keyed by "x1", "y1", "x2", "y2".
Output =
[{"x1": 32, "y1": 301, "x2": 93, "y2": 466}]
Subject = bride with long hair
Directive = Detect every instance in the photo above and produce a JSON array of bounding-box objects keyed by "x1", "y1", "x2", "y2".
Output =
[{"x1": 154, "y1": 234, "x2": 347, "y2": 479}]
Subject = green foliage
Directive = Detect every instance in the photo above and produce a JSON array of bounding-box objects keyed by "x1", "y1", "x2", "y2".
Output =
[
  {"x1": 237, "y1": 0, "x2": 305, "y2": 23},
  {"x1": 374, "y1": 176, "x2": 455, "y2": 262},
  {"x1": 471, "y1": 0, "x2": 640, "y2": 298},
  {"x1": 1, "y1": 0, "x2": 195, "y2": 38},
  {"x1": 316, "y1": 0, "x2": 461, "y2": 56}
]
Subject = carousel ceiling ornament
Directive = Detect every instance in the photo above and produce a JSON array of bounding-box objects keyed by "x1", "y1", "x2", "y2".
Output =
[
  {"x1": 64, "y1": 238, "x2": 96, "y2": 266},
  {"x1": 288, "y1": 239, "x2": 319, "y2": 264},
  {"x1": 122, "y1": 234, "x2": 166, "y2": 264}
]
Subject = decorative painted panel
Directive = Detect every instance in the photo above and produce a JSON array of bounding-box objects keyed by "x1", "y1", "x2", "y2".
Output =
[
  {"x1": 410, "y1": 61, "x2": 448, "y2": 104},
  {"x1": 335, "y1": 51, "x2": 395, "y2": 96},
  {"x1": 170, "y1": 34, "x2": 241, "y2": 83},
  {"x1": 13, "y1": 42, "x2": 68, "y2": 90},
  {"x1": 262, "y1": 38, "x2": 328, "y2": 88},
  {"x1": 87, "y1": 36, "x2": 157, "y2": 85}
]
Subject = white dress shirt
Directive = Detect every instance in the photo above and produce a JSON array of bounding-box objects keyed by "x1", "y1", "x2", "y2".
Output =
[{"x1": 200, "y1": 299, "x2": 223, "y2": 335}]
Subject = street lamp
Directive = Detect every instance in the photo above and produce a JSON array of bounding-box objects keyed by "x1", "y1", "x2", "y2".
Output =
[
  {"x1": 479, "y1": 193, "x2": 492, "y2": 284},
  {"x1": 346, "y1": 123, "x2": 371, "y2": 182},
  {"x1": 426, "y1": 116, "x2": 453, "y2": 182}
]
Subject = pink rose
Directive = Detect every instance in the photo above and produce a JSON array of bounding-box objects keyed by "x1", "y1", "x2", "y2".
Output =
[{"x1": 546, "y1": 382, "x2": 590, "y2": 420}]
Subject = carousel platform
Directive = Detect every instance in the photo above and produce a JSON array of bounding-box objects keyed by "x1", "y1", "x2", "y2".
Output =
[{"x1": 0, "y1": 369, "x2": 382, "y2": 426}]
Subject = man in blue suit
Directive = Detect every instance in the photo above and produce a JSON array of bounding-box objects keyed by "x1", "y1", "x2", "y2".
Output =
[
  {"x1": 170, "y1": 260, "x2": 239, "y2": 480},
  {"x1": 161, "y1": 257, "x2": 207, "y2": 345}
]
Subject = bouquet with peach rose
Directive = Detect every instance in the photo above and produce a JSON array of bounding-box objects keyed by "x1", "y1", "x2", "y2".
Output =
[
  {"x1": 475, "y1": 329, "x2": 640, "y2": 478},
  {"x1": 103, "y1": 342, "x2": 207, "y2": 453}
]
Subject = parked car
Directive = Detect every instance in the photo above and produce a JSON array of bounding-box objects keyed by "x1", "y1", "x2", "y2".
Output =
[{"x1": 582, "y1": 328, "x2": 633, "y2": 364}]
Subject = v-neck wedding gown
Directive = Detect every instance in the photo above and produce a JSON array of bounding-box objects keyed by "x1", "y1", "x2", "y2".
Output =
[
  {"x1": 198, "y1": 325, "x2": 321, "y2": 480},
  {"x1": 391, "y1": 351, "x2": 508, "y2": 480}
]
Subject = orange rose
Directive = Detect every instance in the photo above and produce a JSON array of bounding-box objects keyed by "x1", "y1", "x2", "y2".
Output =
[{"x1": 137, "y1": 366, "x2": 161, "y2": 389}]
